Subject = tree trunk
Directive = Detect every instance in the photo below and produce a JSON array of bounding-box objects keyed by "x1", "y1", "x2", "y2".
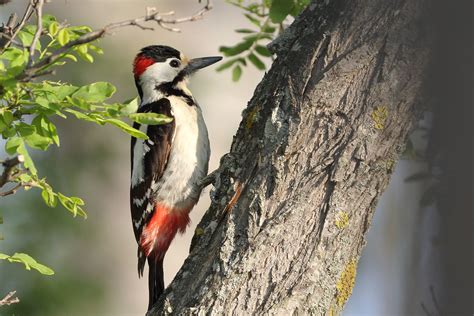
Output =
[{"x1": 150, "y1": 0, "x2": 431, "y2": 314}]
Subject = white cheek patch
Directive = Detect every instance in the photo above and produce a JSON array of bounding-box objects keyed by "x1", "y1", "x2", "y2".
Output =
[
  {"x1": 141, "y1": 60, "x2": 178, "y2": 84},
  {"x1": 139, "y1": 57, "x2": 183, "y2": 104}
]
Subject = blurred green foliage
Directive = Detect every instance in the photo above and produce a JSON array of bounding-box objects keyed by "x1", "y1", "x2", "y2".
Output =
[
  {"x1": 0, "y1": 14, "x2": 169, "y2": 276},
  {"x1": 218, "y1": 0, "x2": 310, "y2": 80}
]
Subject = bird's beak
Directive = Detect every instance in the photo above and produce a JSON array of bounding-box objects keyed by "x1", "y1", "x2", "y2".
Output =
[{"x1": 183, "y1": 56, "x2": 222, "y2": 75}]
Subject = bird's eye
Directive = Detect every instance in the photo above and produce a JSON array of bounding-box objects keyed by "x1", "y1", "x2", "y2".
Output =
[{"x1": 170, "y1": 60, "x2": 180, "y2": 68}]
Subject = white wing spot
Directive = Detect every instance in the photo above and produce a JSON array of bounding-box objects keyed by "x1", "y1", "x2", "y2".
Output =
[
  {"x1": 131, "y1": 125, "x2": 148, "y2": 187},
  {"x1": 133, "y1": 196, "x2": 147, "y2": 206}
]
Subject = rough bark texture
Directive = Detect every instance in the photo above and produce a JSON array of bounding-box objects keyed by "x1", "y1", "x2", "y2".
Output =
[{"x1": 150, "y1": 0, "x2": 431, "y2": 314}]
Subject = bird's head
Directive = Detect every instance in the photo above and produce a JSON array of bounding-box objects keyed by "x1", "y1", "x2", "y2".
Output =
[{"x1": 133, "y1": 45, "x2": 221, "y2": 103}]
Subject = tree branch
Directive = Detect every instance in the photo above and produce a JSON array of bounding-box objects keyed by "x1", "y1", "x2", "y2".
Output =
[
  {"x1": 0, "y1": 291, "x2": 19, "y2": 306},
  {"x1": 26, "y1": 0, "x2": 44, "y2": 68},
  {"x1": 148, "y1": 0, "x2": 432, "y2": 314},
  {"x1": 0, "y1": 2, "x2": 34, "y2": 51},
  {"x1": 0, "y1": 183, "x2": 23, "y2": 197},
  {"x1": 0, "y1": 155, "x2": 24, "y2": 189},
  {"x1": 18, "y1": 0, "x2": 213, "y2": 80}
]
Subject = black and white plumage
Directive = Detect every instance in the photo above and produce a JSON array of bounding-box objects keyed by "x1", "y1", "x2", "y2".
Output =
[{"x1": 129, "y1": 45, "x2": 221, "y2": 311}]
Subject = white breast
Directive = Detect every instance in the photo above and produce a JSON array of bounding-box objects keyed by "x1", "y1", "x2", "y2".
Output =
[{"x1": 152, "y1": 96, "x2": 210, "y2": 210}]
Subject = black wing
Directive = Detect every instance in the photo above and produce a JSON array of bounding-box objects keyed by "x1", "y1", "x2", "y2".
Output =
[{"x1": 130, "y1": 98, "x2": 175, "y2": 243}]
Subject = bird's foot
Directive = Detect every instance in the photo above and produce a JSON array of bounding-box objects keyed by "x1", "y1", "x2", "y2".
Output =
[{"x1": 198, "y1": 170, "x2": 217, "y2": 190}]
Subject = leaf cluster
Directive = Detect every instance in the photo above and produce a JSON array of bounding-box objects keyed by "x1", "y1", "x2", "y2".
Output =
[
  {"x1": 1, "y1": 13, "x2": 171, "y2": 274},
  {"x1": 218, "y1": 0, "x2": 310, "y2": 81},
  {"x1": 0, "y1": 253, "x2": 54, "y2": 276}
]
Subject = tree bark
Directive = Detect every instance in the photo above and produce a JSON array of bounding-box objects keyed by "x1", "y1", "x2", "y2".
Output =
[{"x1": 150, "y1": 0, "x2": 431, "y2": 314}]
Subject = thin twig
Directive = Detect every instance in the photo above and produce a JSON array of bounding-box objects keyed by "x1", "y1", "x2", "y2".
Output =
[
  {"x1": 0, "y1": 291, "x2": 20, "y2": 306},
  {"x1": 161, "y1": 1, "x2": 212, "y2": 25},
  {"x1": 0, "y1": 13, "x2": 17, "y2": 48},
  {"x1": 27, "y1": 0, "x2": 44, "y2": 68},
  {"x1": 0, "y1": 155, "x2": 24, "y2": 189},
  {"x1": 0, "y1": 33, "x2": 22, "y2": 47},
  {"x1": 0, "y1": 2, "x2": 34, "y2": 52},
  {"x1": 18, "y1": 0, "x2": 213, "y2": 80},
  {"x1": 0, "y1": 183, "x2": 22, "y2": 197},
  {"x1": 20, "y1": 69, "x2": 55, "y2": 81}
]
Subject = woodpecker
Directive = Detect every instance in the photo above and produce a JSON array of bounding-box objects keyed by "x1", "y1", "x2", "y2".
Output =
[{"x1": 130, "y1": 45, "x2": 221, "y2": 310}]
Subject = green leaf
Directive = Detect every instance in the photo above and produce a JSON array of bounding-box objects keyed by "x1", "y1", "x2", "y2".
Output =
[
  {"x1": 219, "y1": 40, "x2": 253, "y2": 57},
  {"x1": 64, "y1": 54, "x2": 78, "y2": 62},
  {"x1": 2, "y1": 126, "x2": 16, "y2": 138},
  {"x1": 5, "y1": 136, "x2": 22, "y2": 155},
  {"x1": 269, "y1": 0, "x2": 295, "y2": 23},
  {"x1": 0, "y1": 47, "x2": 22, "y2": 62},
  {"x1": 32, "y1": 115, "x2": 60, "y2": 146},
  {"x1": 18, "y1": 173, "x2": 32, "y2": 183},
  {"x1": 232, "y1": 65, "x2": 242, "y2": 82},
  {"x1": 64, "y1": 108, "x2": 96, "y2": 123},
  {"x1": 235, "y1": 28, "x2": 256, "y2": 34},
  {"x1": 216, "y1": 58, "x2": 242, "y2": 72},
  {"x1": 248, "y1": 53, "x2": 266, "y2": 70},
  {"x1": 16, "y1": 141, "x2": 37, "y2": 175},
  {"x1": 76, "y1": 44, "x2": 88, "y2": 55},
  {"x1": 57, "y1": 192, "x2": 87, "y2": 218},
  {"x1": 41, "y1": 188, "x2": 57, "y2": 207},
  {"x1": 76, "y1": 51, "x2": 94, "y2": 63},
  {"x1": 0, "y1": 120, "x2": 6, "y2": 133},
  {"x1": 51, "y1": 84, "x2": 79, "y2": 101},
  {"x1": 17, "y1": 122, "x2": 36, "y2": 137},
  {"x1": 261, "y1": 25, "x2": 276, "y2": 33},
  {"x1": 129, "y1": 113, "x2": 173, "y2": 125},
  {"x1": 68, "y1": 25, "x2": 92, "y2": 35},
  {"x1": 1, "y1": 48, "x2": 28, "y2": 68},
  {"x1": 243, "y1": 33, "x2": 272, "y2": 42},
  {"x1": 72, "y1": 82, "x2": 115, "y2": 103},
  {"x1": 1, "y1": 109, "x2": 14, "y2": 125},
  {"x1": 263, "y1": 0, "x2": 272, "y2": 8},
  {"x1": 255, "y1": 45, "x2": 273, "y2": 57},
  {"x1": 24, "y1": 132, "x2": 52, "y2": 151},
  {"x1": 48, "y1": 21, "x2": 59, "y2": 36},
  {"x1": 18, "y1": 27, "x2": 35, "y2": 48},
  {"x1": 88, "y1": 45, "x2": 104, "y2": 55},
  {"x1": 41, "y1": 14, "x2": 57, "y2": 28},
  {"x1": 66, "y1": 96, "x2": 92, "y2": 111},
  {"x1": 47, "y1": 119, "x2": 60, "y2": 146},
  {"x1": 118, "y1": 98, "x2": 139, "y2": 115},
  {"x1": 244, "y1": 13, "x2": 261, "y2": 27},
  {"x1": 1, "y1": 252, "x2": 54, "y2": 275},
  {"x1": 291, "y1": 0, "x2": 311, "y2": 16},
  {"x1": 105, "y1": 118, "x2": 148, "y2": 139},
  {"x1": 57, "y1": 28, "x2": 70, "y2": 46}
]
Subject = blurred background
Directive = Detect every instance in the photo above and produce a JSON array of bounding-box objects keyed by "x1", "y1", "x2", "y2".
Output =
[{"x1": 0, "y1": 1, "x2": 471, "y2": 316}]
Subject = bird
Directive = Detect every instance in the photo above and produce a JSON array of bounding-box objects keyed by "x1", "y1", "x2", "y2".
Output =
[{"x1": 129, "y1": 45, "x2": 221, "y2": 311}]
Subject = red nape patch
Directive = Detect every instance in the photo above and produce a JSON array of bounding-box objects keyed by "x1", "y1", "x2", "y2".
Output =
[
  {"x1": 133, "y1": 55, "x2": 155, "y2": 77},
  {"x1": 139, "y1": 203, "x2": 191, "y2": 259}
]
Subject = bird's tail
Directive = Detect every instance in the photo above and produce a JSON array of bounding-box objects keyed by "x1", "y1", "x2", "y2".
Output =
[{"x1": 147, "y1": 255, "x2": 164, "y2": 311}]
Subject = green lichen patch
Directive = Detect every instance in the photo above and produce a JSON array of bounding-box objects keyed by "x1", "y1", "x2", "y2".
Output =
[
  {"x1": 385, "y1": 159, "x2": 395, "y2": 173},
  {"x1": 328, "y1": 305, "x2": 336, "y2": 316},
  {"x1": 371, "y1": 106, "x2": 388, "y2": 130},
  {"x1": 335, "y1": 258, "x2": 358, "y2": 308},
  {"x1": 195, "y1": 227, "x2": 204, "y2": 236},
  {"x1": 245, "y1": 106, "x2": 260, "y2": 130},
  {"x1": 335, "y1": 211, "x2": 349, "y2": 229}
]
